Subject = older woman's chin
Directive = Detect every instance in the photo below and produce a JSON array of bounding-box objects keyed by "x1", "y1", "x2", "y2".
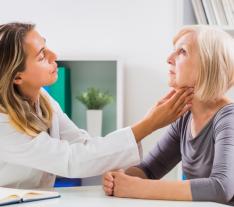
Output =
[
  {"x1": 168, "y1": 80, "x2": 178, "y2": 88},
  {"x1": 168, "y1": 80, "x2": 193, "y2": 89}
]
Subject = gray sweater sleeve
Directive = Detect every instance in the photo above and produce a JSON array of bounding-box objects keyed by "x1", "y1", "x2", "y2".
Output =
[
  {"x1": 190, "y1": 109, "x2": 234, "y2": 203},
  {"x1": 137, "y1": 121, "x2": 181, "y2": 179}
]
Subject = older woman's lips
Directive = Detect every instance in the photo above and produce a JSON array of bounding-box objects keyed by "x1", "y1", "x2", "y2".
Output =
[{"x1": 169, "y1": 70, "x2": 176, "y2": 75}]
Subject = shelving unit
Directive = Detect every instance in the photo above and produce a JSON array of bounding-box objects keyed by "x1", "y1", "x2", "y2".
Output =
[
  {"x1": 176, "y1": 0, "x2": 234, "y2": 36},
  {"x1": 57, "y1": 58, "x2": 123, "y2": 136}
]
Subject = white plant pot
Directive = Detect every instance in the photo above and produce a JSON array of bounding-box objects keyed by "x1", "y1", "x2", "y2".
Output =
[{"x1": 86, "y1": 110, "x2": 103, "y2": 137}]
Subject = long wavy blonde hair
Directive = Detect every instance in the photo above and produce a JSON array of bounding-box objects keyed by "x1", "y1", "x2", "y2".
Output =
[{"x1": 0, "y1": 23, "x2": 53, "y2": 137}]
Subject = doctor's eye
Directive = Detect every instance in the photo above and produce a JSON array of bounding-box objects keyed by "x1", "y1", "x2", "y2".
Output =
[{"x1": 38, "y1": 52, "x2": 46, "y2": 61}]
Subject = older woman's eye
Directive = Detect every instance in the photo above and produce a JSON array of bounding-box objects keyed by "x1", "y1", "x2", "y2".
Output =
[{"x1": 178, "y1": 48, "x2": 186, "y2": 55}]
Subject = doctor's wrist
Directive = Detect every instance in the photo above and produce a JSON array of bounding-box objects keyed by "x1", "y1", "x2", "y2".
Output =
[{"x1": 131, "y1": 118, "x2": 155, "y2": 142}]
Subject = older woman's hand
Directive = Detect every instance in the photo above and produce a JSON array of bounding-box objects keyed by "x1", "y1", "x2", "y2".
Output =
[
  {"x1": 111, "y1": 171, "x2": 145, "y2": 198},
  {"x1": 102, "y1": 169, "x2": 124, "y2": 196},
  {"x1": 102, "y1": 171, "x2": 114, "y2": 196},
  {"x1": 131, "y1": 87, "x2": 193, "y2": 142}
]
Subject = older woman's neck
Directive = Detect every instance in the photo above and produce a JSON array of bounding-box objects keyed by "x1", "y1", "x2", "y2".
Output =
[{"x1": 190, "y1": 96, "x2": 231, "y2": 119}]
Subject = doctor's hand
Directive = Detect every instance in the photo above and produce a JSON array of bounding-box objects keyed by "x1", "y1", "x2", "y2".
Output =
[
  {"x1": 131, "y1": 87, "x2": 193, "y2": 142},
  {"x1": 146, "y1": 87, "x2": 193, "y2": 128}
]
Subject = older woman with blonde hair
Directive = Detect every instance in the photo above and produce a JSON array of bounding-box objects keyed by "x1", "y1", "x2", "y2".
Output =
[
  {"x1": 103, "y1": 25, "x2": 234, "y2": 205},
  {"x1": 0, "y1": 22, "x2": 193, "y2": 189}
]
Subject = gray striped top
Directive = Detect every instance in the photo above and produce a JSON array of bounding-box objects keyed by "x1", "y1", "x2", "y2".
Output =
[{"x1": 138, "y1": 104, "x2": 234, "y2": 205}]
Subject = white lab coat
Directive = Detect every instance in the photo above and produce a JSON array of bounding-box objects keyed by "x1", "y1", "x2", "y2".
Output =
[{"x1": 0, "y1": 89, "x2": 141, "y2": 189}]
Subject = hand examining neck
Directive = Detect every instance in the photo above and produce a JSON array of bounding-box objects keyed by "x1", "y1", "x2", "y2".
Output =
[{"x1": 131, "y1": 87, "x2": 194, "y2": 143}]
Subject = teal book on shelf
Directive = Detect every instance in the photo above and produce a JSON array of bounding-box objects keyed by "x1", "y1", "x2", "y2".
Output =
[{"x1": 45, "y1": 66, "x2": 71, "y2": 118}]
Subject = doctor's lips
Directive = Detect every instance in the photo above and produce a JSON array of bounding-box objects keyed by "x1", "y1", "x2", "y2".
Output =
[
  {"x1": 52, "y1": 67, "x2": 58, "y2": 73},
  {"x1": 52, "y1": 62, "x2": 58, "y2": 73}
]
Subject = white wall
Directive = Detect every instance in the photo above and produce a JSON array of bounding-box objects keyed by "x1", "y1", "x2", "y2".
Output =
[{"x1": 1, "y1": 0, "x2": 179, "y2": 179}]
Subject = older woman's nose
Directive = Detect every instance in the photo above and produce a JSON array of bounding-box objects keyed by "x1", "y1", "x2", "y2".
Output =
[{"x1": 167, "y1": 53, "x2": 175, "y2": 65}]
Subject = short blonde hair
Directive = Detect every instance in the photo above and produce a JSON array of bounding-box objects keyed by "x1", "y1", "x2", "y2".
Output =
[{"x1": 173, "y1": 25, "x2": 234, "y2": 102}]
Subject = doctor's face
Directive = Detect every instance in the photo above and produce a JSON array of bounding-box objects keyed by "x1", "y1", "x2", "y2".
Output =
[
  {"x1": 167, "y1": 32, "x2": 199, "y2": 89},
  {"x1": 14, "y1": 29, "x2": 58, "y2": 90}
]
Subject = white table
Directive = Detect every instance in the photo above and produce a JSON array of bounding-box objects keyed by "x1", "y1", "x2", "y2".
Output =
[{"x1": 16, "y1": 186, "x2": 229, "y2": 207}]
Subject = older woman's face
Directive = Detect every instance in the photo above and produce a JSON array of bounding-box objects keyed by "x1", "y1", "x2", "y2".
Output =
[{"x1": 167, "y1": 32, "x2": 199, "y2": 89}]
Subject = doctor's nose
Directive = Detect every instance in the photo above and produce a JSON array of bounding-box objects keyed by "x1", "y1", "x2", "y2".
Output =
[{"x1": 48, "y1": 49, "x2": 57, "y2": 63}]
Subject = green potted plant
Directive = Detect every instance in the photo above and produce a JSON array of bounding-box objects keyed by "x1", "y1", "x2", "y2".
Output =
[{"x1": 76, "y1": 87, "x2": 113, "y2": 137}]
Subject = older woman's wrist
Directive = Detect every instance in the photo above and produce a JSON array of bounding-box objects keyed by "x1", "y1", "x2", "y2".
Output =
[{"x1": 132, "y1": 177, "x2": 151, "y2": 199}]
